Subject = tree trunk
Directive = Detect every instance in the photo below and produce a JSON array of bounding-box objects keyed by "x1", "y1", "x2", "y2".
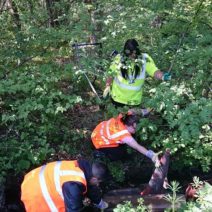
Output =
[
  {"x1": 0, "y1": 0, "x2": 7, "y2": 13},
  {"x1": 86, "y1": 0, "x2": 103, "y2": 56},
  {"x1": 2, "y1": 0, "x2": 21, "y2": 29},
  {"x1": 45, "y1": 0, "x2": 61, "y2": 27}
]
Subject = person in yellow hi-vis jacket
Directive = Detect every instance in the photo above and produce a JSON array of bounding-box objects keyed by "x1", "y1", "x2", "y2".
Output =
[{"x1": 103, "y1": 39, "x2": 171, "y2": 115}]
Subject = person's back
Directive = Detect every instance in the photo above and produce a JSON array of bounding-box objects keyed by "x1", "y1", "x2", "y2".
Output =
[
  {"x1": 91, "y1": 115, "x2": 131, "y2": 149},
  {"x1": 21, "y1": 160, "x2": 109, "y2": 212},
  {"x1": 21, "y1": 160, "x2": 87, "y2": 212}
]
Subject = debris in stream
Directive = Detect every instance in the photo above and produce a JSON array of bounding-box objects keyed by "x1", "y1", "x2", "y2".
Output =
[{"x1": 140, "y1": 149, "x2": 170, "y2": 196}]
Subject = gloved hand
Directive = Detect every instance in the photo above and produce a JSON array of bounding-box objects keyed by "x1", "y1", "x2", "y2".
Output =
[
  {"x1": 141, "y1": 108, "x2": 153, "y2": 117},
  {"x1": 163, "y1": 177, "x2": 169, "y2": 189},
  {"x1": 145, "y1": 150, "x2": 161, "y2": 167},
  {"x1": 83, "y1": 197, "x2": 91, "y2": 206},
  {"x1": 95, "y1": 199, "x2": 109, "y2": 209},
  {"x1": 128, "y1": 108, "x2": 152, "y2": 117},
  {"x1": 152, "y1": 154, "x2": 161, "y2": 168},
  {"x1": 103, "y1": 86, "x2": 110, "y2": 98},
  {"x1": 162, "y1": 72, "x2": 171, "y2": 81}
]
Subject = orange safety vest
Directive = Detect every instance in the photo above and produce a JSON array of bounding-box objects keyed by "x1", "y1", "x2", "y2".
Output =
[
  {"x1": 21, "y1": 160, "x2": 87, "y2": 212},
  {"x1": 91, "y1": 115, "x2": 132, "y2": 149}
]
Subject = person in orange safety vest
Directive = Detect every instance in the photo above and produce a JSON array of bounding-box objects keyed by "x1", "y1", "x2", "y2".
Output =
[
  {"x1": 21, "y1": 159, "x2": 109, "y2": 212},
  {"x1": 91, "y1": 113, "x2": 160, "y2": 165}
]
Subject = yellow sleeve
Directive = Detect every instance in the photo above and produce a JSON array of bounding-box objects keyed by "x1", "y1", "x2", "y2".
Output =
[
  {"x1": 107, "y1": 54, "x2": 122, "y2": 76},
  {"x1": 145, "y1": 54, "x2": 158, "y2": 77}
]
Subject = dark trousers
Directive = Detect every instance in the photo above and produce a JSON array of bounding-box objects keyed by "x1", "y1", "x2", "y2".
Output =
[
  {"x1": 93, "y1": 145, "x2": 130, "y2": 161},
  {"x1": 111, "y1": 98, "x2": 127, "y2": 108}
]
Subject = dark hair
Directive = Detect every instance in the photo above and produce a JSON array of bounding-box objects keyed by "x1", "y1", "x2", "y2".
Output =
[
  {"x1": 123, "y1": 39, "x2": 141, "y2": 57},
  {"x1": 121, "y1": 114, "x2": 139, "y2": 126},
  {"x1": 92, "y1": 161, "x2": 109, "y2": 181},
  {"x1": 121, "y1": 39, "x2": 141, "y2": 79}
]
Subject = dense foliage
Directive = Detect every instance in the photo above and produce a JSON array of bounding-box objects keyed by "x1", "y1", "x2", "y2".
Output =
[{"x1": 0, "y1": 0, "x2": 211, "y2": 184}]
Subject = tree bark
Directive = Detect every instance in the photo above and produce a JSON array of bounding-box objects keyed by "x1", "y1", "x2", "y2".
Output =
[
  {"x1": 45, "y1": 0, "x2": 61, "y2": 27},
  {"x1": 0, "y1": 0, "x2": 7, "y2": 13},
  {"x1": 1, "y1": 0, "x2": 21, "y2": 29}
]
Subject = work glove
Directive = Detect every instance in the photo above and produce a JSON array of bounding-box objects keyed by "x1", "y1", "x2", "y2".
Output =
[
  {"x1": 83, "y1": 197, "x2": 91, "y2": 206},
  {"x1": 95, "y1": 199, "x2": 109, "y2": 210},
  {"x1": 162, "y1": 72, "x2": 171, "y2": 81},
  {"x1": 163, "y1": 177, "x2": 169, "y2": 189},
  {"x1": 141, "y1": 108, "x2": 153, "y2": 117},
  {"x1": 145, "y1": 150, "x2": 161, "y2": 168},
  {"x1": 103, "y1": 86, "x2": 110, "y2": 99},
  {"x1": 128, "y1": 108, "x2": 152, "y2": 117}
]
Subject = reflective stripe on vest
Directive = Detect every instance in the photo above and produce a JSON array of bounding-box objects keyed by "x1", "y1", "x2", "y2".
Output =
[
  {"x1": 137, "y1": 54, "x2": 146, "y2": 79},
  {"x1": 113, "y1": 76, "x2": 142, "y2": 91},
  {"x1": 39, "y1": 165, "x2": 58, "y2": 212},
  {"x1": 100, "y1": 122, "x2": 110, "y2": 145},
  {"x1": 99, "y1": 119, "x2": 129, "y2": 146},
  {"x1": 113, "y1": 54, "x2": 147, "y2": 90},
  {"x1": 106, "y1": 119, "x2": 128, "y2": 139},
  {"x1": 39, "y1": 161, "x2": 86, "y2": 211}
]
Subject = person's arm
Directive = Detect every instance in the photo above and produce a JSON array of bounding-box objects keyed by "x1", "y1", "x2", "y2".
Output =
[
  {"x1": 103, "y1": 77, "x2": 113, "y2": 98},
  {"x1": 154, "y1": 70, "x2": 163, "y2": 80},
  {"x1": 128, "y1": 108, "x2": 153, "y2": 117},
  {"x1": 62, "y1": 182, "x2": 85, "y2": 212},
  {"x1": 86, "y1": 185, "x2": 108, "y2": 209},
  {"x1": 86, "y1": 185, "x2": 102, "y2": 205},
  {"x1": 103, "y1": 55, "x2": 121, "y2": 98},
  {"x1": 121, "y1": 136, "x2": 159, "y2": 164},
  {"x1": 106, "y1": 77, "x2": 113, "y2": 87},
  {"x1": 154, "y1": 70, "x2": 171, "y2": 81},
  {"x1": 145, "y1": 54, "x2": 171, "y2": 81},
  {"x1": 122, "y1": 136, "x2": 148, "y2": 155}
]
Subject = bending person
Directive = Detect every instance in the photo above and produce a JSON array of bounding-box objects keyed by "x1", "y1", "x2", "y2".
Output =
[
  {"x1": 21, "y1": 159, "x2": 109, "y2": 212},
  {"x1": 91, "y1": 112, "x2": 159, "y2": 165}
]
